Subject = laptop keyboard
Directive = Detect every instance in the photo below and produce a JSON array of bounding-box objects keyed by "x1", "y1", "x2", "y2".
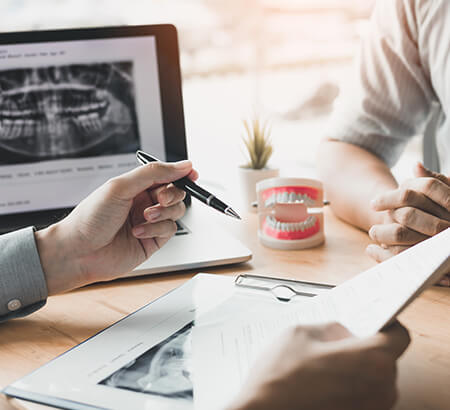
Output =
[{"x1": 175, "y1": 220, "x2": 190, "y2": 236}]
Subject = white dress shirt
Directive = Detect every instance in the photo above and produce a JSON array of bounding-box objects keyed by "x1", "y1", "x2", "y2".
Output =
[{"x1": 329, "y1": 0, "x2": 449, "y2": 174}]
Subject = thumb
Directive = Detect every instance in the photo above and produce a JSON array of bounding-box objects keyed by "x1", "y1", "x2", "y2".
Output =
[
  {"x1": 365, "y1": 321, "x2": 411, "y2": 359},
  {"x1": 414, "y1": 162, "x2": 450, "y2": 186},
  {"x1": 108, "y1": 160, "x2": 193, "y2": 201}
]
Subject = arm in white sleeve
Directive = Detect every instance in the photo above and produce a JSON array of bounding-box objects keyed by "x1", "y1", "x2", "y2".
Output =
[{"x1": 328, "y1": 0, "x2": 436, "y2": 167}]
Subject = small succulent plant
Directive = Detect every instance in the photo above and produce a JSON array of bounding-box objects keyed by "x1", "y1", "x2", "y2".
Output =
[{"x1": 242, "y1": 117, "x2": 273, "y2": 170}]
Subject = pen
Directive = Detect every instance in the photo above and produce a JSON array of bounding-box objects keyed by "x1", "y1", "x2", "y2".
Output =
[{"x1": 136, "y1": 150, "x2": 241, "y2": 220}]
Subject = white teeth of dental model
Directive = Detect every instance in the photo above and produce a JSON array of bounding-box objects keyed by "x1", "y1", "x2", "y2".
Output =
[
  {"x1": 265, "y1": 215, "x2": 317, "y2": 232},
  {"x1": 264, "y1": 192, "x2": 316, "y2": 208}
]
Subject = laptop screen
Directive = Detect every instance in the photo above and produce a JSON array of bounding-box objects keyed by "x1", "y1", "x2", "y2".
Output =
[{"x1": 0, "y1": 34, "x2": 167, "y2": 216}]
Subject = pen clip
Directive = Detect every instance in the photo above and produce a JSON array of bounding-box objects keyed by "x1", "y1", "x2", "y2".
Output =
[{"x1": 136, "y1": 150, "x2": 159, "y2": 165}]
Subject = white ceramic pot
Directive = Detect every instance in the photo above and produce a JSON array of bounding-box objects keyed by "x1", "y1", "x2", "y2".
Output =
[{"x1": 238, "y1": 166, "x2": 279, "y2": 212}]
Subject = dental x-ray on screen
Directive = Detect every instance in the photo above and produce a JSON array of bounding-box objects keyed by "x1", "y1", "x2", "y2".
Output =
[{"x1": 0, "y1": 62, "x2": 140, "y2": 164}]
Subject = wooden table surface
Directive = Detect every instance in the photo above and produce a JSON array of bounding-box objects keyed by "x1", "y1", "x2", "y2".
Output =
[{"x1": 1, "y1": 207, "x2": 449, "y2": 410}]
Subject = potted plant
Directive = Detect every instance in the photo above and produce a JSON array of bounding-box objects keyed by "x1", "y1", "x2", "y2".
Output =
[{"x1": 239, "y1": 117, "x2": 279, "y2": 211}]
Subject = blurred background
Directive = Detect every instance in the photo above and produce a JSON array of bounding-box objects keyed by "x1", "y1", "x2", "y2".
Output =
[{"x1": 1, "y1": 0, "x2": 420, "y2": 183}]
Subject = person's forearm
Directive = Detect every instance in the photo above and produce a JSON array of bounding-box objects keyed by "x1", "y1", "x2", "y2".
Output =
[
  {"x1": 35, "y1": 223, "x2": 84, "y2": 295},
  {"x1": 317, "y1": 139, "x2": 398, "y2": 231}
]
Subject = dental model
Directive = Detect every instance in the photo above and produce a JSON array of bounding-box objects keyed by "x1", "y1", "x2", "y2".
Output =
[{"x1": 256, "y1": 177, "x2": 325, "y2": 250}]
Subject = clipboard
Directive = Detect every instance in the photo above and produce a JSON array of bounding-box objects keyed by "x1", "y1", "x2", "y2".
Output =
[
  {"x1": 3, "y1": 273, "x2": 332, "y2": 410},
  {"x1": 235, "y1": 273, "x2": 334, "y2": 301},
  {"x1": 5, "y1": 227, "x2": 449, "y2": 410}
]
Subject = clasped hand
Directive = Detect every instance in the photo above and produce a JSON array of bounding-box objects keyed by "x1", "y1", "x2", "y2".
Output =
[{"x1": 367, "y1": 163, "x2": 450, "y2": 286}]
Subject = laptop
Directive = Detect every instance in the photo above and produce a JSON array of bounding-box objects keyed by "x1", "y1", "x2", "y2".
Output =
[{"x1": 0, "y1": 24, "x2": 251, "y2": 275}]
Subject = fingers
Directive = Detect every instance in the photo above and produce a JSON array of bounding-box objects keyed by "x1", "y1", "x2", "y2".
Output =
[
  {"x1": 130, "y1": 181, "x2": 187, "y2": 259},
  {"x1": 366, "y1": 244, "x2": 409, "y2": 263},
  {"x1": 369, "y1": 165, "x2": 449, "y2": 268},
  {"x1": 369, "y1": 321, "x2": 411, "y2": 359},
  {"x1": 187, "y1": 168, "x2": 199, "y2": 181},
  {"x1": 369, "y1": 223, "x2": 428, "y2": 246},
  {"x1": 139, "y1": 235, "x2": 172, "y2": 259},
  {"x1": 371, "y1": 188, "x2": 450, "y2": 220},
  {"x1": 312, "y1": 322, "x2": 409, "y2": 365},
  {"x1": 0, "y1": 395, "x2": 23, "y2": 410},
  {"x1": 149, "y1": 184, "x2": 186, "y2": 207},
  {"x1": 106, "y1": 160, "x2": 194, "y2": 201},
  {"x1": 295, "y1": 322, "x2": 353, "y2": 342},
  {"x1": 404, "y1": 178, "x2": 450, "y2": 210},
  {"x1": 313, "y1": 322, "x2": 353, "y2": 341},
  {"x1": 414, "y1": 162, "x2": 450, "y2": 186},
  {"x1": 438, "y1": 274, "x2": 450, "y2": 287},
  {"x1": 132, "y1": 219, "x2": 177, "y2": 239},
  {"x1": 132, "y1": 199, "x2": 185, "y2": 260},
  {"x1": 144, "y1": 201, "x2": 186, "y2": 223},
  {"x1": 373, "y1": 177, "x2": 450, "y2": 213},
  {"x1": 133, "y1": 199, "x2": 186, "y2": 236},
  {"x1": 391, "y1": 207, "x2": 450, "y2": 236}
]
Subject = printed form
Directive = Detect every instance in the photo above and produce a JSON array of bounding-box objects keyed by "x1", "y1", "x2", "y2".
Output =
[{"x1": 192, "y1": 229, "x2": 450, "y2": 410}]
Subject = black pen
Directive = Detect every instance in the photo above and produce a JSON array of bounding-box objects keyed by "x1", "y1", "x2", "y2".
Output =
[{"x1": 136, "y1": 150, "x2": 241, "y2": 220}]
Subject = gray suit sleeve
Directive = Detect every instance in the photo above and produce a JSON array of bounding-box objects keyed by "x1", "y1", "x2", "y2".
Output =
[{"x1": 0, "y1": 227, "x2": 48, "y2": 322}]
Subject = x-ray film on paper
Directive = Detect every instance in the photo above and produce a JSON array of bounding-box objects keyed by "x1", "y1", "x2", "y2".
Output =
[
  {"x1": 0, "y1": 61, "x2": 140, "y2": 164},
  {"x1": 100, "y1": 322, "x2": 194, "y2": 401}
]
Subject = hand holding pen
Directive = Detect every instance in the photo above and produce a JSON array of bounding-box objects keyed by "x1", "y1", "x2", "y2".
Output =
[
  {"x1": 37, "y1": 159, "x2": 198, "y2": 295},
  {"x1": 136, "y1": 150, "x2": 241, "y2": 219}
]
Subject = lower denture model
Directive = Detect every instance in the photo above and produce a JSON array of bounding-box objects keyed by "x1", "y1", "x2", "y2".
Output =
[{"x1": 256, "y1": 177, "x2": 325, "y2": 250}]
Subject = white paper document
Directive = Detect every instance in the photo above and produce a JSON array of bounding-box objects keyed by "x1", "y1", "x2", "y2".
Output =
[{"x1": 192, "y1": 229, "x2": 450, "y2": 410}]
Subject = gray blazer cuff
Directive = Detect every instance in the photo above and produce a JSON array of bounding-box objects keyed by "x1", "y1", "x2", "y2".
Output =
[{"x1": 0, "y1": 227, "x2": 48, "y2": 321}]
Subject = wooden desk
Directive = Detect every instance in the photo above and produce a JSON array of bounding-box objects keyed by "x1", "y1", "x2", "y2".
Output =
[{"x1": 1, "y1": 208, "x2": 449, "y2": 410}]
